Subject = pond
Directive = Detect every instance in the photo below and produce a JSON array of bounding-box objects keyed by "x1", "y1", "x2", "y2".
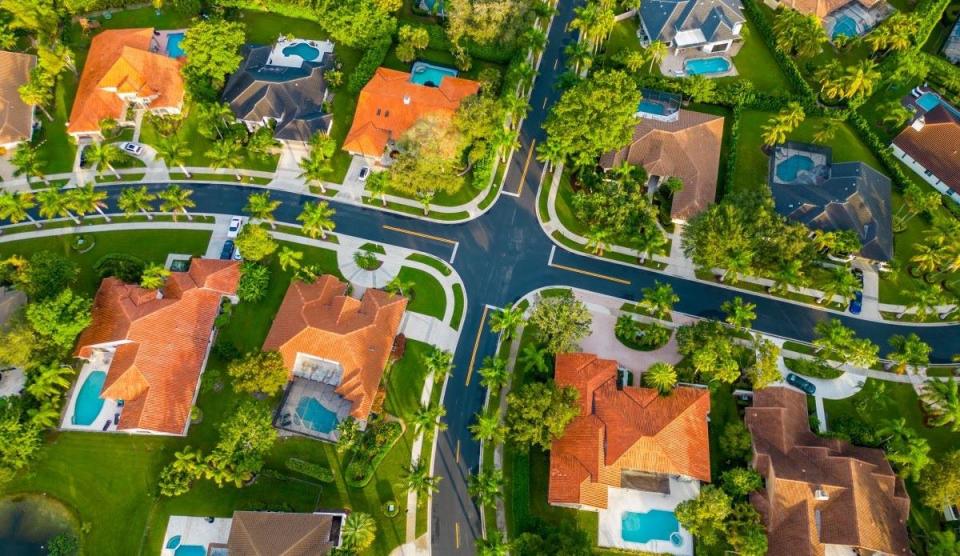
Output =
[{"x1": 0, "y1": 495, "x2": 78, "y2": 555}]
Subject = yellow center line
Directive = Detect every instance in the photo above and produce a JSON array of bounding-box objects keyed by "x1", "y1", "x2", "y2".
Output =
[
  {"x1": 382, "y1": 225, "x2": 457, "y2": 246},
  {"x1": 455, "y1": 440, "x2": 461, "y2": 463},
  {"x1": 465, "y1": 305, "x2": 490, "y2": 386},
  {"x1": 515, "y1": 138, "x2": 537, "y2": 197},
  {"x1": 550, "y1": 262, "x2": 631, "y2": 285},
  {"x1": 455, "y1": 522, "x2": 461, "y2": 549}
]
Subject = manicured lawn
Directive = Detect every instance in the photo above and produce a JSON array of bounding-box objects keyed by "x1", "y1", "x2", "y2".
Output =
[
  {"x1": 396, "y1": 266, "x2": 447, "y2": 320},
  {"x1": 604, "y1": 18, "x2": 644, "y2": 62},
  {"x1": 722, "y1": 19, "x2": 791, "y2": 92}
]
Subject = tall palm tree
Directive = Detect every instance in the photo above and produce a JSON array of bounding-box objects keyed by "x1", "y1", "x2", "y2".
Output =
[
  {"x1": 887, "y1": 333, "x2": 932, "y2": 373},
  {"x1": 68, "y1": 184, "x2": 111, "y2": 221},
  {"x1": 564, "y1": 40, "x2": 593, "y2": 74},
  {"x1": 517, "y1": 343, "x2": 550, "y2": 378},
  {"x1": 904, "y1": 282, "x2": 947, "y2": 320},
  {"x1": 489, "y1": 303, "x2": 525, "y2": 340},
  {"x1": 36, "y1": 189, "x2": 79, "y2": 224},
  {"x1": 425, "y1": 348, "x2": 453, "y2": 385},
  {"x1": 25, "y1": 364, "x2": 74, "y2": 401},
  {"x1": 536, "y1": 140, "x2": 565, "y2": 172},
  {"x1": 298, "y1": 150, "x2": 330, "y2": 193},
  {"x1": 643, "y1": 362, "x2": 677, "y2": 394},
  {"x1": 636, "y1": 224, "x2": 667, "y2": 264},
  {"x1": 402, "y1": 460, "x2": 441, "y2": 500},
  {"x1": 469, "y1": 411, "x2": 506, "y2": 443},
  {"x1": 646, "y1": 40, "x2": 668, "y2": 72},
  {"x1": 0, "y1": 191, "x2": 40, "y2": 228},
  {"x1": 341, "y1": 512, "x2": 377, "y2": 552},
  {"x1": 154, "y1": 136, "x2": 193, "y2": 177},
  {"x1": 819, "y1": 266, "x2": 859, "y2": 304},
  {"x1": 83, "y1": 141, "x2": 123, "y2": 178},
  {"x1": 501, "y1": 94, "x2": 529, "y2": 130},
  {"x1": 417, "y1": 190, "x2": 435, "y2": 216},
  {"x1": 117, "y1": 186, "x2": 156, "y2": 220},
  {"x1": 206, "y1": 140, "x2": 244, "y2": 180},
  {"x1": 782, "y1": 103, "x2": 806, "y2": 130},
  {"x1": 10, "y1": 142, "x2": 45, "y2": 185},
  {"x1": 584, "y1": 227, "x2": 610, "y2": 255},
  {"x1": 468, "y1": 469, "x2": 504, "y2": 507},
  {"x1": 278, "y1": 246, "x2": 304, "y2": 272},
  {"x1": 158, "y1": 185, "x2": 195, "y2": 221},
  {"x1": 812, "y1": 117, "x2": 842, "y2": 143},
  {"x1": 411, "y1": 403, "x2": 447, "y2": 434},
  {"x1": 478, "y1": 356, "x2": 509, "y2": 390},
  {"x1": 244, "y1": 191, "x2": 281, "y2": 229},
  {"x1": 641, "y1": 281, "x2": 678, "y2": 320},
  {"x1": 771, "y1": 259, "x2": 805, "y2": 295},
  {"x1": 761, "y1": 117, "x2": 790, "y2": 147},
  {"x1": 491, "y1": 127, "x2": 520, "y2": 163},
  {"x1": 721, "y1": 296, "x2": 756, "y2": 329},
  {"x1": 365, "y1": 172, "x2": 389, "y2": 206},
  {"x1": 922, "y1": 380, "x2": 960, "y2": 432},
  {"x1": 296, "y1": 201, "x2": 336, "y2": 239},
  {"x1": 841, "y1": 60, "x2": 880, "y2": 99}
]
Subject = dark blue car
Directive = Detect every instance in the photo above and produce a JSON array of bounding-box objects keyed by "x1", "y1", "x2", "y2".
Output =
[
  {"x1": 849, "y1": 290, "x2": 863, "y2": 314},
  {"x1": 786, "y1": 373, "x2": 816, "y2": 395},
  {"x1": 220, "y1": 240, "x2": 235, "y2": 260}
]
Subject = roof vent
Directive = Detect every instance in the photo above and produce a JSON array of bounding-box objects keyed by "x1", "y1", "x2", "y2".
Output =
[
  {"x1": 814, "y1": 488, "x2": 829, "y2": 501},
  {"x1": 403, "y1": 95, "x2": 411, "y2": 105}
]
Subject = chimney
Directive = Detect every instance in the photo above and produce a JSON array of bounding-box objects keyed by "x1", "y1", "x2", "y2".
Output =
[
  {"x1": 403, "y1": 95, "x2": 411, "y2": 105},
  {"x1": 911, "y1": 115, "x2": 925, "y2": 131}
]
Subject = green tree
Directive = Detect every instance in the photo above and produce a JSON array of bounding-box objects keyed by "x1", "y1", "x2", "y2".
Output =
[
  {"x1": 469, "y1": 468, "x2": 504, "y2": 507},
  {"x1": 720, "y1": 467, "x2": 763, "y2": 497},
  {"x1": 244, "y1": 191, "x2": 281, "y2": 230},
  {"x1": 118, "y1": 186, "x2": 157, "y2": 220},
  {"x1": 489, "y1": 303, "x2": 525, "y2": 341},
  {"x1": 82, "y1": 141, "x2": 123, "y2": 178},
  {"x1": 25, "y1": 363, "x2": 74, "y2": 402},
  {"x1": 812, "y1": 319, "x2": 879, "y2": 369},
  {"x1": 11, "y1": 143, "x2": 46, "y2": 186},
  {"x1": 205, "y1": 140, "x2": 244, "y2": 179},
  {"x1": 226, "y1": 351, "x2": 289, "y2": 396},
  {"x1": 425, "y1": 347, "x2": 454, "y2": 385},
  {"x1": 505, "y1": 381, "x2": 579, "y2": 450},
  {"x1": 884, "y1": 426, "x2": 930, "y2": 481},
  {"x1": 722, "y1": 296, "x2": 756, "y2": 330},
  {"x1": 773, "y1": 8, "x2": 827, "y2": 58},
  {"x1": 204, "y1": 401, "x2": 277, "y2": 487},
  {"x1": 235, "y1": 225, "x2": 278, "y2": 263},
  {"x1": 158, "y1": 446, "x2": 204, "y2": 497},
  {"x1": 154, "y1": 135, "x2": 193, "y2": 177},
  {"x1": 643, "y1": 362, "x2": 677, "y2": 394},
  {"x1": 181, "y1": 20, "x2": 246, "y2": 96},
  {"x1": 927, "y1": 530, "x2": 960, "y2": 556},
  {"x1": 921, "y1": 450, "x2": 960, "y2": 512},
  {"x1": 335, "y1": 417, "x2": 363, "y2": 455},
  {"x1": 477, "y1": 531, "x2": 511, "y2": 556},
  {"x1": 278, "y1": 247, "x2": 304, "y2": 272},
  {"x1": 478, "y1": 356, "x2": 509, "y2": 391},
  {"x1": 719, "y1": 420, "x2": 753, "y2": 464},
  {"x1": 728, "y1": 502, "x2": 768, "y2": 556},
  {"x1": 922, "y1": 379, "x2": 960, "y2": 431},
  {"x1": 140, "y1": 263, "x2": 171, "y2": 290},
  {"x1": 640, "y1": 281, "x2": 678, "y2": 320},
  {"x1": 396, "y1": 24, "x2": 429, "y2": 62},
  {"x1": 0, "y1": 191, "x2": 39, "y2": 228},
  {"x1": 317, "y1": 0, "x2": 397, "y2": 48},
  {"x1": 675, "y1": 485, "x2": 733, "y2": 546},
  {"x1": 297, "y1": 201, "x2": 336, "y2": 239},
  {"x1": 887, "y1": 333, "x2": 931, "y2": 374},
  {"x1": 748, "y1": 338, "x2": 782, "y2": 390},
  {"x1": 237, "y1": 262, "x2": 270, "y2": 302},
  {"x1": 411, "y1": 402, "x2": 447, "y2": 435},
  {"x1": 15, "y1": 251, "x2": 79, "y2": 300},
  {"x1": 46, "y1": 533, "x2": 79, "y2": 556},
  {"x1": 341, "y1": 511, "x2": 377, "y2": 552},
  {"x1": 402, "y1": 459, "x2": 442, "y2": 499},
  {"x1": 470, "y1": 411, "x2": 506, "y2": 443},
  {"x1": 0, "y1": 322, "x2": 38, "y2": 369},
  {"x1": 527, "y1": 291, "x2": 592, "y2": 354},
  {"x1": 518, "y1": 343, "x2": 551, "y2": 379},
  {"x1": 158, "y1": 185, "x2": 196, "y2": 221},
  {"x1": 676, "y1": 320, "x2": 743, "y2": 384},
  {"x1": 25, "y1": 289, "x2": 92, "y2": 354},
  {"x1": 684, "y1": 74, "x2": 717, "y2": 103}
]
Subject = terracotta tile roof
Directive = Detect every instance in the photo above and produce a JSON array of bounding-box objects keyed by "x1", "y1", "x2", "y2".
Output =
[
  {"x1": 599, "y1": 109, "x2": 724, "y2": 221},
  {"x1": 67, "y1": 28, "x2": 184, "y2": 135},
  {"x1": 262, "y1": 275, "x2": 407, "y2": 421},
  {"x1": 227, "y1": 511, "x2": 343, "y2": 555},
  {"x1": 745, "y1": 387, "x2": 911, "y2": 556},
  {"x1": 893, "y1": 105, "x2": 960, "y2": 195},
  {"x1": 343, "y1": 67, "x2": 480, "y2": 158},
  {"x1": 0, "y1": 50, "x2": 37, "y2": 146},
  {"x1": 548, "y1": 353, "x2": 711, "y2": 509},
  {"x1": 778, "y1": 0, "x2": 880, "y2": 19},
  {"x1": 74, "y1": 258, "x2": 239, "y2": 435}
]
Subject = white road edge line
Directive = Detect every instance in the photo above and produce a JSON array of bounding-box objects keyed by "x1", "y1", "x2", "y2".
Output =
[
  {"x1": 548, "y1": 245, "x2": 556, "y2": 265},
  {"x1": 500, "y1": 190, "x2": 521, "y2": 198},
  {"x1": 449, "y1": 242, "x2": 460, "y2": 265}
]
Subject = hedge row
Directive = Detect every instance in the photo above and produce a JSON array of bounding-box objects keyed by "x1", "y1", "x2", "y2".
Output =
[
  {"x1": 348, "y1": 38, "x2": 392, "y2": 93},
  {"x1": 846, "y1": 111, "x2": 914, "y2": 194},
  {"x1": 343, "y1": 420, "x2": 403, "y2": 488},
  {"x1": 721, "y1": 105, "x2": 743, "y2": 197},
  {"x1": 217, "y1": 0, "x2": 320, "y2": 22},
  {"x1": 912, "y1": 0, "x2": 954, "y2": 49},
  {"x1": 923, "y1": 53, "x2": 960, "y2": 101},
  {"x1": 740, "y1": 0, "x2": 816, "y2": 101},
  {"x1": 285, "y1": 458, "x2": 335, "y2": 482}
]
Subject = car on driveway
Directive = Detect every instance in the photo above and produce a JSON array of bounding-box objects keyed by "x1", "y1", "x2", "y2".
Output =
[
  {"x1": 120, "y1": 142, "x2": 144, "y2": 157},
  {"x1": 220, "y1": 240, "x2": 235, "y2": 260},
  {"x1": 233, "y1": 245, "x2": 242, "y2": 261},
  {"x1": 849, "y1": 290, "x2": 863, "y2": 315},
  {"x1": 227, "y1": 217, "x2": 243, "y2": 238},
  {"x1": 358, "y1": 166, "x2": 370, "y2": 182},
  {"x1": 786, "y1": 373, "x2": 816, "y2": 395}
]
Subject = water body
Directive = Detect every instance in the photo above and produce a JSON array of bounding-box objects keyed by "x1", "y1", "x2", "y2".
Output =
[{"x1": 0, "y1": 495, "x2": 77, "y2": 555}]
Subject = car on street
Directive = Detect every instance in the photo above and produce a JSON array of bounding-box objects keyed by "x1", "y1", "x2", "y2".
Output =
[
  {"x1": 786, "y1": 373, "x2": 817, "y2": 395},
  {"x1": 220, "y1": 240, "x2": 235, "y2": 260},
  {"x1": 120, "y1": 142, "x2": 144, "y2": 157},
  {"x1": 849, "y1": 290, "x2": 863, "y2": 315},
  {"x1": 358, "y1": 166, "x2": 370, "y2": 182},
  {"x1": 227, "y1": 217, "x2": 243, "y2": 238}
]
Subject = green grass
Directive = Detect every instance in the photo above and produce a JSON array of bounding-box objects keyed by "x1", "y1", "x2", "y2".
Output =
[
  {"x1": 722, "y1": 19, "x2": 792, "y2": 92},
  {"x1": 451, "y1": 283, "x2": 466, "y2": 330},
  {"x1": 604, "y1": 18, "x2": 644, "y2": 62},
  {"x1": 406, "y1": 253, "x2": 452, "y2": 276},
  {"x1": 396, "y1": 266, "x2": 447, "y2": 320}
]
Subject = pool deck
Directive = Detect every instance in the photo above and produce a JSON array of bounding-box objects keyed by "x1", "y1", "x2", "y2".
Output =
[
  {"x1": 597, "y1": 477, "x2": 698, "y2": 555},
  {"x1": 659, "y1": 43, "x2": 740, "y2": 79},
  {"x1": 267, "y1": 37, "x2": 335, "y2": 69},
  {"x1": 59, "y1": 354, "x2": 122, "y2": 433},
  {"x1": 162, "y1": 515, "x2": 232, "y2": 556}
]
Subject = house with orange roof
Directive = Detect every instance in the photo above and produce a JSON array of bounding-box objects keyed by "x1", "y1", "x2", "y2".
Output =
[
  {"x1": 67, "y1": 28, "x2": 185, "y2": 138},
  {"x1": 262, "y1": 275, "x2": 407, "y2": 441},
  {"x1": 549, "y1": 353, "x2": 710, "y2": 555},
  {"x1": 343, "y1": 65, "x2": 480, "y2": 163},
  {"x1": 65, "y1": 258, "x2": 239, "y2": 436},
  {"x1": 0, "y1": 50, "x2": 37, "y2": 149}
]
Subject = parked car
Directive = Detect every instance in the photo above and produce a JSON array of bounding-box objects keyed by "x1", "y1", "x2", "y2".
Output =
[
  {"x1": 227, "y1": 216, "x2": 243, "y2": 238},
  {"x1": 357, "y1": 166, "x2": 370, "y2": 182},
  {"x1": 786, "y1": 373, "x2": 816, "y2": 395},
  {"x1": 233, "y1": 245, "x2": 242, "y2": 261},
  {"x1": 120, "y1": 142, "x2": 144, "y2": 157},
  {"x1": 849, "y1": 290, "x2": 863, "y2": 315},
  {"x1": 220, "y1": 240, "x2": 235, "y2": 260}
]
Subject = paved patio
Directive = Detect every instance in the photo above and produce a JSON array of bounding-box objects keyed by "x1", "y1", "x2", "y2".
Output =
[
  {"x1": 659, "y1": 42, "x2": 742, "y2": 78},
  {"x1": 578, "y1": 306, "x2": 681, "y2": 376},
  {"x1": 597, "y1": 477, "x2": 699, "y2": 555},
  {"x1": 60, "y1": 352, "x2": 122, "y2": 433},
  {"x1": 162, "y1": 515, "x2": 232, "y2": 556}
]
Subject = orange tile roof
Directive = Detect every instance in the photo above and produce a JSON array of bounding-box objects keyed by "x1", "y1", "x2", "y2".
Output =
[
  {"x1": 262, "y1": 275, "x2": 407, "y2": 421},
  {"x1": 67, "y1": 28, "x2": 184, "y2": 135},
  {"x1": 779, "y1": 0, "x2": 881, "y2": 19},
  {"x1": 548, "y1": 353, "x2": 711, "y2": 509},
  {"x1": 0, "y1": 50, "x2": 37, "y2": 146},
  {"x1": 75, "y1": 258, "x2": 239, "y2": 435},
  {"x1": 746, "y1": 387, "x2": 910, "y2": 556},
  {"x1": 893, "y1": 104, "x2": 960, "y2": 195},
  {"x1": 343, "y1": 67, "x2": 480, "y2": 158}
]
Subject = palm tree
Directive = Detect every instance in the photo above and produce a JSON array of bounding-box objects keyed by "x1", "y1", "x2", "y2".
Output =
[
  {"x1": 643, "y1": 362, "x2": 678, "y2": 394},
  {"x1": 564, "y1": 40, "x2": 593, "y2": 74},
  {"x1": 722, "y1": 296, "x2": 756, "y2": 329},
  {"x1": 83, "y1": 141, "x2": 123, "y2": 179},
  {"x1": 928, "y1": 530, "x2": 960, "y2": 556},
  {"x1": 782, "y1": 101, "x2": 805, "y2": 128},
  {"x1": 417, "y1": 190, "x2": 436, "y2": 216},
  {"x1": 36, "y1": 189, "x2": 79, "y2": 224},
  {"x1": 468, "y1": 469, "x2": 504, "y2": 507},
  {"x1": 478, "y1": 356, "x2": 509, "y2": 390},
  {"x1": 922, "y1": 380, "x2": 960, "y2": 431},
  {"x1": 489, "y1": 303, "x2": 524, "y2": 340},
  {"x1": 341, "y1": 512, "x2": 377, "y2": 552},
  {"x1": 0, "y1": 191, "x2": 40, "y2": 228},
  {"x1": 880, "y1": 102, "x2": 913, "y2": 130},
  {"x1": 646, "y1": 40, "x2": 668, "y2": 72},
  {"x1": 585, "y1": 227, "x2": 610, "y2": 255},
  {"x1": 640, "y1": 281, "x2": 678, "y2": 320},
  {"x1": 244, "y1": 191, "x2": 281, "y2": 229},
  {"x1": 615, "y1": 313, "x2": 638, "y2": 340},
  {"x1": 10, "y1": 142, "x2": 45, "y2": 185},
  {"x1": 385, "y1": 276, "x2": 415, "y2": 298},
  {"x1": 477, "y1": 531, "x2": 511, "y2": 556},
  {"x1": 502, "y1": 94, "x2": 529, "y2": 130},
  {"x1": 206, "y1": 140, "x2": 244, "y2": 180},
  {"x1": 819, "y1": 266, "x2": 859, "y2": 304},
  {"x1": 411, "y1": 403, "x2": 447, "y2": 434},
  {"x1": 154, "y1": 136, "x2": 193, "y2": 177},
  {"x1": 140, "y1": 263, "x2": 171, "y2": 289},
  {"x1": 636, "y1": 225, "x2": 667, "y2": 264},
  {"x1": 158, "y1": 185, "x2": 195, "y2": 221},
  {"x1": 68, "y1": 184, "x2": 111, "y2": 221},
  {"x1": 491, "y1": 127, "x2": 520, "y2": 163},
  {"x1": 298, "y1": 150, "x2": 330, "y2": 193},
  {"x1": 402, "y1": 460, "x2": 441, "y2": 500},
  {"x1": 884, "y1": 428, "x2": 931, "y2": 481},
  {"x1": 536, "y1": 140, "x2": 565, "y2": 172},
  {"x1": 469, "y1": 411, "x2": 506, "y2": 443},
  {"x1": 771, "y1": 259, "x2": 805, "y2": 295},
  {"x1": 278, "y1": 247, "x2": 304, "y2": 272},
  {"x1": 841, "y1": 60, "x2": 881, "y2": 99},
  {"x1": 28, "y1": 405, "x2": 62, "y2": 429},
  {"x1": 761, "y1": 117, "x2": 790, "y2": 147},
  {"x1": 887, "y1": 333, "x2": 932, "y2": 373},
  {"x1": 365, "y1": 172, "x2": 389, "y2": 206},
  {"x1": 25, "y1": 364, "x2": 74, "y2": 401},
  {"x1": 117, "y1": 186, "x2": 156, "y2": 220},
  {"x1": 424, "y1": 348, "x2": 453, "y2": 385},
  {"x1": 812, "y1": 117, "x2": 842, "y2": 143},
  {"x1": 296, "y1": 201, "x2": 336, "y2": 239},
  {"x1": 517, "y1": 343, "x2": 550, "y2": 378},
  {"x1": 904, "y1": 282, "x2": 947, "y2": 320}
]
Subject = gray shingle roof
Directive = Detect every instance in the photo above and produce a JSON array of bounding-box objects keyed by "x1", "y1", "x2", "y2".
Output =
[
  {"x1": 221, "y1": 45, "x2": 334, "y2": 143},
  {"x1": 640, "y1": 0, "x2": 744, "y2": 44}
]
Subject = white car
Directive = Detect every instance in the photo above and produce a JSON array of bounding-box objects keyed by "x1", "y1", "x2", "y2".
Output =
[
  {"x1": 233, "y1": 245, "x2": 243, "y2": 261},
  {"x1": 120, "y1": 142, "x2": 144, "y2": 157},
  {"x1": 357, "y1": 166, "x2": 370, "y2": 182},
  {"x1": 226, "y1": 216, "x2": 243, "y2": 238}
]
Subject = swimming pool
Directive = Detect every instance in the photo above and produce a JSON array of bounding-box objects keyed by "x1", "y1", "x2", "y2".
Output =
[
  {"x1": 283, "y1": 41, "x2": 321, "y2": 62},
  {"x1": 165, "y1": 32, "x2": 186, "y2": 58},
  {"x1": 917, "y1": 92, "x2": 943, "y2": 112},
  {"x1": 295, "y1": 396, "x2": 339, "y2": 433},
  {"x1": 410, "y1": 61, "x2": 458, "y2": 87},
  {"x1": 831, "y1": 15, "x2": 860, "y2": 39},
  {"x1": 71, "y1": 371, "x2": 106, "y2": 426},
  {"x1": 621, "y1": 510, "x2": 683, "y2": 546},
  {"x1": 776, "y1": 154, "x2": 816, "y2": 183},
  {"x1": 174, "y1": 545, "x2": 207, "y2": 556},
  {"x1": 684, "y1": 57, "x2": 730, "y2": 76},
  {"x1": 638, "y1": 99, "x2": 667, "y2": 116}
]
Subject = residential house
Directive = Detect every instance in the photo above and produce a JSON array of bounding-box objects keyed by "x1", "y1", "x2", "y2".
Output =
[
  {"x1": 768, "y1": 141, "x2": 893, "y2": 260},
  {"x1": 0, "y1": 50, "x2": 37, "y2": 150},
  {"x1": 892, "y1": 104, "x2": 960, "y2": 206},
  {"x1": 71, "y1": 259, "x2": 240, "y2": 435},
  {"x1": 746, "y1": 387, "x2": 911, "y2": 556},
  {"x1": 162, "y1": 510, "x2": 346, "y2": 555},
  {"x1": 343, "y1": 66, "x2": 480, "y2": 163},
  {"x1": 600, "y1": 103, "x2": 724, "y2": 223},
  {"x1": 766, "y1": 0, "x2": 893, "y2": 40},
  {"x1": 221, "y1": 42, "x2": 335, "y2": 144},
  {"x1": 638, "y1": 0, "x2": 745, "y2": 54},
  {"x1": 262, "y1": 275, "x2": 407, "y2": 439},
  {"x1": 67, "y1": 28, "x2": 185, "y2": 138},
  {"x1": 549, "y1": 353, "x2": 710, "y2": 554}
]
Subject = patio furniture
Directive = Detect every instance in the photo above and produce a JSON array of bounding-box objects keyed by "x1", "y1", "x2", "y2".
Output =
[{"x1": 102, "y1": 420, "x2": 110, "y2": 431}]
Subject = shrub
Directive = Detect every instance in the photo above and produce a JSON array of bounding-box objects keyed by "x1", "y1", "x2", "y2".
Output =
[
  {"x1": 348, "y1": 38, "x2": 391, "y2": 94},
  {"x1": 343, "y1": 419, "x2": 403, "y2": 487},
  {"x1": 286, "y1": 458, "x2": 335, "y2": 482},
  {"x1": 94, "y1": 253, "x2": 146, "y2": 283},
  {"x1": 237, "y1": 262, "x2": 270, "y2": 302}
]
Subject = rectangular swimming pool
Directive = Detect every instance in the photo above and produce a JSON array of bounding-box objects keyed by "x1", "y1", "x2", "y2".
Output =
[
  {"x1": 621, "y1": 509, "x2": 683, "y2": 547},
  {"x1": 165, "y1": 32, "x2": 186, "y2": 58},
  {"x1": 684, "y1": 57, "x2": 730, "y2": 76}
]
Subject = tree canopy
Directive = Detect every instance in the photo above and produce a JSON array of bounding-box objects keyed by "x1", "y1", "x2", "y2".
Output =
[
  {"x1": 180, "y1": 20, "x2": 246, "y2": 99},
  {"x1": 527, "y1": 291, "x2": 592, "y2": 354},
  {"x1": 505, "y1": 381, "x2": 579, "y2": 450}
]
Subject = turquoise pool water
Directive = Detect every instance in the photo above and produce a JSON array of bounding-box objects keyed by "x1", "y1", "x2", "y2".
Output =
[
  {"x1": 684, "y1": 57, "x2": 730, "y2": 75},
  {"x1": 917, "y1": 92, "x2": 942, "y2": 112},
  {"x1": 166, "y1": 32, "x2": 186, "y2": 58},
  {"x1": 423, "y1": 0, "x2": 443, "y2": 11},
  {"x1": 410, "y1": 61, "x2": 458, "y2": 87},
  {"x1": 174, "y1": 545, "x2": 207, "y2": 556},
  {"x1": 166, "y1": 535, "x2": 182, "y2": 549},
  {"x1": 283, "y1": 42, "x2": 320, "y2": 62},
  {"x1": 776, "y1": 154, "x2": 815, "y2": 183},
  {"x1": 638, "y1": 99, "x2": 667, "y2": 115},
  {"x1": 71, "y1": 371, "x2": 106, "y2": 426},
  {"x1": 621, "y1": 510, "x2": 682, "y2": 545},
  {"x1": 832, "y1": 15, "x2": 859, "y2": 39},
  {"x1": 296, "y1": 397, "x2": 339, "y2": 433}
]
